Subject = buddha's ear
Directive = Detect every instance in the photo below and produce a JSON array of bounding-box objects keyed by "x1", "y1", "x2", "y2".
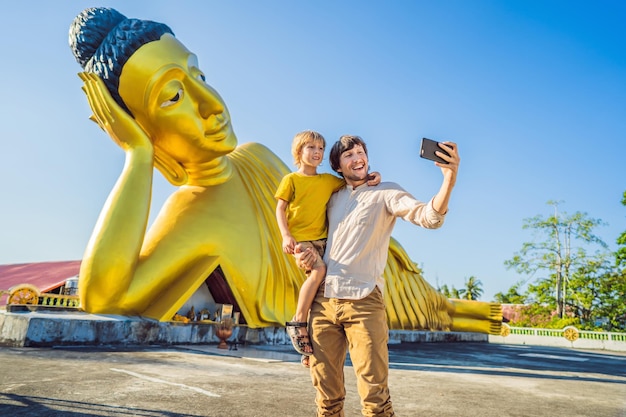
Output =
[{"x1": 154, "y1": 146, "x2": 187, "y2": 186}]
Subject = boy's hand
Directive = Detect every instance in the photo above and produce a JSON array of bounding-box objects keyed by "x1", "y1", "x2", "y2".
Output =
[
  {"x1": 367, "y1": 171, "x2": 382, "y2": 186},
  {"x1": 282, "y1": 236, "x2": 296, "y2": 255}
]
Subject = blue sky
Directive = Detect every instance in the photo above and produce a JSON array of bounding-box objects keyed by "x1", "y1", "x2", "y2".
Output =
[{"x1": 1, "y1": 1, "x2": 624, "y2": 302}]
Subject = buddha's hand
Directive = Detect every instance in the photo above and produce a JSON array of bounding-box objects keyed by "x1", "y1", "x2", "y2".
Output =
[{"x1": 79, "y1": 72, "x2": 153, "y2": 152}]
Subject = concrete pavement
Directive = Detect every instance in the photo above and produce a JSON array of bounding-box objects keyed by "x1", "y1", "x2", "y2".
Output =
[{"x1": 1, "y1": 342, "x2": 625, "y2": 417}]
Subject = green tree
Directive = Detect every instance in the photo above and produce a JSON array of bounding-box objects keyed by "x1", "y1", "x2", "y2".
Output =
[
  {"x1": 438, "y1": 284, "x2": 451, "y2": 298},
  {"x1": 437, "y1": 283, "x2": 462, "y2": 299},
  {"x1": 567, "y1": 256, "x2": 611, "y2": 324},
  {"x1": 505, "y1": 201, "x2": 607, "y2": 318},
  {"x1": 595, "y1": 269, "x2": 626, "y2": 330},
  {"x1": 494, "y1": 282, "x2": 527, "y2": 304},
  {"x1": 500, "y1": 256, "x2": 625, "y2": 331},
  {"x1": 616, "y1": 190, "x2": 626, "y2": 268},
  {"x1": 459, "y1": 276, "x2": 483, "y2": 300},
  {"x1": 572, "y1": 257, "x2": 626, "y2": 330},
  {"x1": 603, "y1": 189, "x2": 626, "y2": 330}
]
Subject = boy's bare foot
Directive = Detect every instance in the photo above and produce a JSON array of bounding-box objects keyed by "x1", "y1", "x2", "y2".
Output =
[{"x1": 301, "y1": 354, "x2": 310, "y2": 368}]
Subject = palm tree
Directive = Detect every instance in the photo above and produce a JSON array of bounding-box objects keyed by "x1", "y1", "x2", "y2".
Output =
[
  {"x1": 437, "y1": 284, "x2": 463, "y2": 299},
  {"x1": 437, "y1": 284, "x2": 466, "y2": 299},
  {"x1": 438, "y1": 284, "x2": 451, "y2": 298},
  {"x1": 451, "y1": 286, "x2": 463, "y2": 299},
  {"x1": 461, "y1": 276, "x2": 484, "y2": 300}
]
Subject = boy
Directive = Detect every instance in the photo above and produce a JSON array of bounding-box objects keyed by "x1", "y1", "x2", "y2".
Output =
[{"x1": 275, "y1": 130, "x2": 379, "y2": 366}]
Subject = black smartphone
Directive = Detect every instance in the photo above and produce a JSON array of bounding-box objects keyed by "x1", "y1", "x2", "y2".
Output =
[{"x1": 420, "y1": 138, "x2": 450, "y2": 164}]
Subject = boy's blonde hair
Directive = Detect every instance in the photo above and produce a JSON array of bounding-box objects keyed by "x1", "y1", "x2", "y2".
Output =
[{"x1": 291, "y1": 130, "x2": 326, "y2": 167}]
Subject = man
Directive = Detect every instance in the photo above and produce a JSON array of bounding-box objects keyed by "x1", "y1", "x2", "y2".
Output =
[{"x1": 299, "y1": 134, "x2": 459, "y2": 416}]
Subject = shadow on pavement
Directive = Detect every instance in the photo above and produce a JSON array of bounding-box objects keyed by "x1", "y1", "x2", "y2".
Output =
[{"x1": 1, "y1": 393, "x2": 205, "y2": 417}]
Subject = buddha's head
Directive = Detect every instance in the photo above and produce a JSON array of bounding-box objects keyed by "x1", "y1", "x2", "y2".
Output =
[{"x1": 69, "y1": 7, "x2": 237, "y2": 185}]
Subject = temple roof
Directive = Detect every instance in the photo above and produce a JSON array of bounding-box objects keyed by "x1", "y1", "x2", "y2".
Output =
[{"x1": 0, "y1": 260, "x2": 81, "y2": 304}]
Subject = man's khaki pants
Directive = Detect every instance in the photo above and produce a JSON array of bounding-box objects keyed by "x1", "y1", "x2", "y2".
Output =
[{"x1": 309, "y1": 286, "x2": 395, "y2": 417}]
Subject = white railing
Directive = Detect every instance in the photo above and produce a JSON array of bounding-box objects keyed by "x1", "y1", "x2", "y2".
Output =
[{"x1": 489, "y1": 324, "x2": 626, "y2": 352}]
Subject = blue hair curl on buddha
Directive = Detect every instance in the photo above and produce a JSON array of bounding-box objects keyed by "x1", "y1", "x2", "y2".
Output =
[{"x1": 69, "y1": 7, "x2": 174, "y2": 115}]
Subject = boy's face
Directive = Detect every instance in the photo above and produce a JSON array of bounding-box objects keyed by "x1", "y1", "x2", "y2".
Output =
[{"x1": 299, "y1": 140, "x2": 325, "y2": 168}]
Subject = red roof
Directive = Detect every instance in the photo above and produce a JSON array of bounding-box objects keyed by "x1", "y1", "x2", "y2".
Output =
[{"x1": 0, "y1": 260, "x2": 81, "y2": 304}]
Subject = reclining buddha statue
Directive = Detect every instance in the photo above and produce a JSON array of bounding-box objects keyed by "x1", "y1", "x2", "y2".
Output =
[{"x1": 69, "y1": 7, "x2": 501, "y2": 334}]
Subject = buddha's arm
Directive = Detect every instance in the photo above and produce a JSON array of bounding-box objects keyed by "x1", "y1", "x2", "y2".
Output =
[
  {"x1": 449, "y1": 299, "x2": 502, "y2": 334},
  {"x1": 78, "y1": 73, "x2": 155, "y2": 312},
  {"x1": 385, "y1": 237, "x2": 502, "y2": 335}
]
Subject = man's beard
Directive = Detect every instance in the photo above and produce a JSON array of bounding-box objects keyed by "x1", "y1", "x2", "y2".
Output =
[{"x1": 343, "y1": 168, "x2": 369, "y2": 183}]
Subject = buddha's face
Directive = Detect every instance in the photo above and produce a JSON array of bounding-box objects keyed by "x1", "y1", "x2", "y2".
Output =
[{"x1": 118, "y1": 34, "x2": 236, "y2": 163}]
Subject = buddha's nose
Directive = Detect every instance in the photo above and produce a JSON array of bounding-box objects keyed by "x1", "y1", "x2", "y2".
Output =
[
  {"x1": 199, "y1": 101, "x2": 217, "y2": 119},
  {"x1": 193, "y1": 82, "x2": 224, "y2": 119}
]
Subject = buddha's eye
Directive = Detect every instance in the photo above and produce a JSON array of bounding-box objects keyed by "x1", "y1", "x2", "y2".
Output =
[{"x1": 160, "y1": 89, "x2": 183, "y2": 108}]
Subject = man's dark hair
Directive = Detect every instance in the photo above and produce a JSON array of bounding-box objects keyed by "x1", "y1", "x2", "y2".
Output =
[{"x1": 329, "y1": 135, "x2": 369, "y2": 176}]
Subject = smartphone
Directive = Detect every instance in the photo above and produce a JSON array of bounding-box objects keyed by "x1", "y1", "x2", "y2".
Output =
[{"x1": 420, "y1": 138, "x2": 450, "y2": 164}]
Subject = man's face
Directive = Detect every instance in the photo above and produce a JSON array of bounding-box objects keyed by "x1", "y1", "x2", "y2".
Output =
[{"x1": 337, "y1": 144, "x2": 369, "y2": 186}]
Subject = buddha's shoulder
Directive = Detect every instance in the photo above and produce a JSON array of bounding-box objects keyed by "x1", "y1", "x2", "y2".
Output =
[
  {"x1": 234, "y1": 142, "x2": 275, "y2": 155},
  {"x1": 230, "y1": 142, "x2": 288, "y2": 170}
]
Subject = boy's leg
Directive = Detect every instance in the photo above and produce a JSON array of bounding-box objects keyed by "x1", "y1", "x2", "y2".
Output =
[
  {"x1": 295, "y1": 263, "x2": 326, "y2": 322},
  {"x1": 291, "y1": 241, "x2": 326, "y2": 355},
  {"x1": 293, "y1": 267, "x2": 324, "y2": 356}
]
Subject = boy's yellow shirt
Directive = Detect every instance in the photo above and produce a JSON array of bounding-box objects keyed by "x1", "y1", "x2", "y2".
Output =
[{"x1": 275, "y1": 172, "x2": 345, "y2": 242}]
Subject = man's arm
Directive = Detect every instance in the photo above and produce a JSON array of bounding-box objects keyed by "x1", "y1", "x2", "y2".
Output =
[{"x1": 431, "y1": 142, "x2": 460, "y2": 215}]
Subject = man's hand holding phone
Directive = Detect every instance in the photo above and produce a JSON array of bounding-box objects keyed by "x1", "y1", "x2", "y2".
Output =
[
  {"x1": 419, "y1": 137, "x2": 460, "y2": 214},
  {"x1": 420, "y1": 138, "x2": 455, "y2": 164},
  {"x1": 420, "y1": 137, "x2": 459, "y2": 175}
]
